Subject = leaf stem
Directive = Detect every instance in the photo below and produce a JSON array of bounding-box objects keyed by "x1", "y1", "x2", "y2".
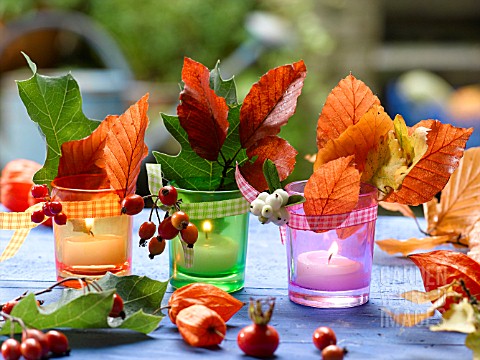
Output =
[{"x1": 460, "y1": 279, "x2": 478, "y2": 305}]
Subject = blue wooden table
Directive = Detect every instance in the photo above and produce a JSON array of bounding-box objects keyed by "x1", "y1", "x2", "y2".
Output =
[{"x1": 0, "y1": 209, "x2": 471, "y2": 359}]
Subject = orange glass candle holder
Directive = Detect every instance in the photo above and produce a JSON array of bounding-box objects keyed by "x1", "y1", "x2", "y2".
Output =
[{"x1": 51, "y1": 175, "x2": 132, "y2": 286}]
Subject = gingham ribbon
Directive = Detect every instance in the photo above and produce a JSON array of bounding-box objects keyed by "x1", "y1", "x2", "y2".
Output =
[{"x1": 0, "y1": 195, "x2": 123, "y2": 262}]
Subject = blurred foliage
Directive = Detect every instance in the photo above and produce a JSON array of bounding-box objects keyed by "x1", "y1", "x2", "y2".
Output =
[{"x1": 0, "y1": 0, "x2": 340, "y2": 182}]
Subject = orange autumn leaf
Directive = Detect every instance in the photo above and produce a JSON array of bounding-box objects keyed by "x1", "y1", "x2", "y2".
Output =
[
  {"x1": 316, "y1": 74, "x2": 380, "y2": 149},
  {"x1": 57, "y1": 115, "x2": 119, "y2": 183},
  {"x1": 104, "y1": 94, "x2": 149, "y2": 197},
  {"x1": 178, "y1": 57, "x2": 229, "y2": 161},
  {"x1": 240, "y1": 136, "x2": 297, "y2": 191},
  {"x1": 409, "y1": 250, "x2": 480, "y2": 311},
  {"x1": 314, "y1": 105, "x2": 393, "y2": 174},
  {"x1": 376, "y1": 235, "x2": 452, "y2": 256},
  {"x1": 176, "y1": 304, "x2": 226, "y2": 347},
  {"x1": 240, "y1": 60, "x2": 307, "y2": 149},
  {"x1": 304, "y1": 156, "x2": 360, "y2": 215},
  {"x1": 386, "y1": 120, "x2": 473, "y2": 205},
  {"x1": 167, "y1": 283, "x2": 244, "y2": 324}
]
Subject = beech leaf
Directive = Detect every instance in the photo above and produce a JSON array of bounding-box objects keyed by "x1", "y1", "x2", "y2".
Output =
[
  {"x1": 178, "y1": 57, "x2": 229, "y2": 161},
  {"x1": 304, "y1": 156, "x2": 360, "y2": 216},
  {"x1": 386, "y1": 120, "x2": 473, "y2": 205},
  {"x1": 376, "y1": 235, "x2": 452, "y2": 256},
  {"x1": 240, "y1": 136, "x2": 297, "y2": 192},
  {"x1": 104, "y1": 94, "x2": 150, "y2": 197},
  {"x1": 409, "y1": 250, "x2": 480, "y2": 311},
  {"x1": 383, "y1": 308, "x2": 436, "y2": 327},
  {"x1": 316, "y1": 74, "x2": 381, "y2": 149},
  {"x1": 239, "y1": 60, "x2": 307, "y2": 149},
  {"x1": 400, "y1": 281, "x2": 457, "y2": 304},
  {"x1": 314, "y1": 105, "x2": 394, "y2": 175},
  {"x1": 16, "y1": 54, "x2": 100, "y2": 185}
]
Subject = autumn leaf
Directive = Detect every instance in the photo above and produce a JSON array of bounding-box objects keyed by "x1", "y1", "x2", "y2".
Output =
[
  {"x1": 239, "y1": 60, "x2": 307, "y2": 149},
  {"x1": 376, "y1": 235, "x2": 452, "y2": 256},
  {"x1": 316, "y1": 74, "x2": 380, "y2": 149},
  {"x1": 240, "y1": 136, "x2": 297, "y2": 191},
  {"x1": 430, "y1": 298, "x2": 477, "y2": 333},
  {"x1": 314, "y1": 105, "x2": 393, "y2": 174},
  {"x1": 400, "y1": 281, "x2": 459, "y2": 304},
  {"x1": 386, "y1": 120, "x2": 473, "y2": 205},
  {"x1": 409, "y1": 250, "x2": 480, "y2": 311},
  {"x1": 304, "y1": 156, "x2": 360, "y2": 216},
  {"x1": 178, "y1": 57, "x2": 229, "y2": 161},
  {"x1": 57, "y1": 115, "x2": 119, "y2": 181},
  {"x1": 383, "y1": 308, "x2": 436, "y2": 327},
  {"x1": 378, "y1": 201, "x2": 415, "y2": 218},
  {"x1": 104, "y1": 94, "x2": 150, "y2": 197}
]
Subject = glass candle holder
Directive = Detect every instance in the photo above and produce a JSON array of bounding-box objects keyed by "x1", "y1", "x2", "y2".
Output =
[
  {"x1": 285, "y1": 181, "x2": 378, "y2": 308},
  {"x1": 51, "y1": 175, "x2": 132, "y2": 286},
  {"x1": 169, "y1": 188, "x2": 249, "y2": 293}
]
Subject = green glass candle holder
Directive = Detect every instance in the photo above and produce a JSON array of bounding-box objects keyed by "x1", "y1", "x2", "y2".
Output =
[{"x1": 169, "y1": 187, "x2": 249, "y2": 293}]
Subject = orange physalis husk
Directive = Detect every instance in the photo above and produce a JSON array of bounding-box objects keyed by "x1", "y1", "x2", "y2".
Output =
[
  {"x1": 176, "y1": 304, "x2": 226, "y2": 347},
  {"x1": 168, "y1": 283, "x2": 244, "y2": 324}
]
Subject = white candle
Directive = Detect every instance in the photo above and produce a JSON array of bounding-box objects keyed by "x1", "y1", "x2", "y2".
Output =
[
  {"x1": 62, "y1": 234, "x2": 127, "y2": 266},
  {"x1": 295, "y1": 250, "x2": 367, "y2": 291}
]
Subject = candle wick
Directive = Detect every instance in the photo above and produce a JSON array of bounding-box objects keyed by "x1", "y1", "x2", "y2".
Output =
[
  {"x1": 89, "y1": 230, "x2": 94, "y2": 237},
  {"x1": 327, "y1": 252, "x2": 333, "y2": 264},
  {"x1": 205, "y1": 232, "x2": 209, "y2": 240}
]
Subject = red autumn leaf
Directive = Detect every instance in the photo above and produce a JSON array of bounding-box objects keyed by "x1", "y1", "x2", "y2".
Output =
[
  {"x1": 177, "y1": 57, "x2": 229, "y2": 161},
  {"x1": 104, "y1": 94, "x2": 149, "y2": 197},
  {"x1": 57, "y1": 115, "x2": 119, "y2": 184},
  {"x1": 240, "y1": 136, "x2": 297, "y2": 191},
  {"x1": 304, "y1": 156, "x2": 361, "y2": 215},
  {"x1": 386, "y1": 120, "x2": 473, "y2": 205},
  {"x1": 409, "y1": 250, "x2": 480, "y2": 311},
  {"x1": 239, "y1": 60, "x2": 306, "y2": 149},
  {"x1": 316, "y1": 74, "x2": 380, "y2": 149}
]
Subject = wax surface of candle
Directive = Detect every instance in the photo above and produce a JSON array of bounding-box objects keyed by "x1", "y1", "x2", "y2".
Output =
[
  {"x1": 176, "y1": 233, "x2": 239, "y2": 274},
  {"x1": 294, "y1": 250, "x2": 367, "y2": 291},
  {"x1": 63, "y1": 234, "x2": 127, "y2": 266}
]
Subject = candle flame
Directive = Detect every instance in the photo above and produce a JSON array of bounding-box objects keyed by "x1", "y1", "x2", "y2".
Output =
[
  {"x1": 202, "y1": 220, "x2": 212, "y2": 232},
  {"x1": 327, "y1": 241, "x2": 339, "y2": 264},
  {"x1": 85, "y1": 218, "x2": 95, "y2": 236}
]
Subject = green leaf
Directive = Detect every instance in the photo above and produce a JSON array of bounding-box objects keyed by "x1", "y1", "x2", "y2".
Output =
[
  {"x1": 210, "y1": 60, "x2": 237, "y2": 106},
  {"x1": 286, "y1": 194, "x2": 306, "y2": 207},
  {"x1": 466, "y1": 331, "x2": 480, "y2": 360},
  {"x1": 16, "y1": 54, "x2": 100, "y2": 185},
  {"x1": 263, "y1": 159, "x2": 282, "y2": 193},
  {"x1": 153, "y1": 114, "x2": 223, "y2": 190}
]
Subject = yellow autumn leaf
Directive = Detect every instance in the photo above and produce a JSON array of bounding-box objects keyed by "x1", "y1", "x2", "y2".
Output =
[
  {"x1": 430, "y1": 298, "x2": 477, "y2": 333},
  {"x1": 383, "y1": 308, "x2": 436, "y2": 327},
  {"x1": 423, "y1": 197, "x2": 441, "y2": 234},
  {"x1": 466, "y1": 332, "x2": 480, "y2": 360},
  {"x1": 376, "y1": 235, "x2": 452, "y2": 255},
  {"x1": 400, "y1": 281, "x2": 457, "y2": 304}
]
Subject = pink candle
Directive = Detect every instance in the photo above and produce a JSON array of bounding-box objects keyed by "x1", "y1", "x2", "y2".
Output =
[{"x1": 295, "y1": 250, "x2": 367, "y2": 291}]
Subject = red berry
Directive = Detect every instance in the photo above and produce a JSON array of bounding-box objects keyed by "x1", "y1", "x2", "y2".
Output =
[
  {"x1": 1, "y1": 338, "x2": 21, "y2": 360},
  {"x1": 20, "y1": 338, "x2": 42, "y2": 360},
  {"x1": 158, "y1": 185, "x2": 178, "y2": 206},
  {"x1": 45, "y1": 330, "x2": 70, "y2": 355},
  {"x1": 322, "y1": 345, "x2": 346, "y2": 360},
  {"x1": 42, "y1": 202, "x2": 55, "y2": 217},
  {"x1": 313, "y1": 326, "x2": 337, "y2": 351},
  {"x1": 121, "y1": 194, "x2": 144, "y2": 215},
  {"x1": 31, "y1": 184, "x2": 48, "y2": 199},
  {"x1": 237, "y1": 324, "x2": 279, "y2": 358},
  {"x1": 1, "y1": 300, "x2": 19, "y2": 315},
  {"x1": 48, "y1": 201, "x2": 62, "y2": 215},
  {"x1": 148, "y1": 237, "x2": 166, "y2": 259},
  {"x1": 157, "y1": 217, "x2": 179, "y2": 240},
  {"x1": 139, "y1": 221, "x2": 156, "y2": 240},
  {"x1": 171, "y1": 211, "x2": 189, "y2": 230},
  {"x1": 22, "y1": 329, "x2": 48, "y2": 358},
  {"x1": 109, "y1": 293, "x2": 125, "y2": 318},
  {"x1": 30, "y1": 210, "x2": 45, "y2": 224},
  {"x1": 54, "y1": 212, "x2": 68, "y2": 226},
  {"x1": 180, "y1": 223, "x2": 198, "y2": 248}
]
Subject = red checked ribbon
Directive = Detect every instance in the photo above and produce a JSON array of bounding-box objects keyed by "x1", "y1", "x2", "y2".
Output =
[
  {"x1": 234, "y1": 165, "x2": 378, "y2": 241},
  {"x1": 0, "y1": 195, "x2": 123, "y2": 262}
]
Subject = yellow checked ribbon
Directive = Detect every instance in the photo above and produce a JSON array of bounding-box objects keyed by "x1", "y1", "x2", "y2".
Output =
[{"x1": 0, "y1": 194, "x2": 123, "y2": 262}]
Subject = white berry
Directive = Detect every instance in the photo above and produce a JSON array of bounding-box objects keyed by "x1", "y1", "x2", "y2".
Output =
[
  {"x1": 265, "y1": 193, "x2": 283, "y2": 211},
  {"x1": 273, "y1": 189, "x2": 289, "y2": 206},
  {"x1": 250, "y1": 198, "x2": 265, "y2": 216},
  {"x1": 257, "y1": 192, "x2": 269, "y2": 201},
  {"x1": 261, "y1": 204, "x2": 273, "y2": 218},
  {"x1": 258, "y1": 215, "x2": 271, "y2": 224},
  {"x1": 272, "y1": 207, "x2": 290, "y2": 225}
]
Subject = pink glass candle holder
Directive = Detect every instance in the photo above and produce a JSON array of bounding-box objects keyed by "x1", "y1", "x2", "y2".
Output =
[{"x1": 284, "y1": 181, "x2": 378, "y2": 308}]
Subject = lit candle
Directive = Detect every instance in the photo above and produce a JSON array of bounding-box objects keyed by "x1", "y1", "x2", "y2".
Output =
[
  {"x1": 294, "y1": 242, "x2": 368, "y2": 291},
  {"x1": 175, "y1": 220, "x2": 239, "y2": 274}
]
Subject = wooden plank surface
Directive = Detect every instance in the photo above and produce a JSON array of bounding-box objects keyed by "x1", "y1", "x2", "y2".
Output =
[{"x1": 0, "y1": 210, "x2": 472, "y2": 359}]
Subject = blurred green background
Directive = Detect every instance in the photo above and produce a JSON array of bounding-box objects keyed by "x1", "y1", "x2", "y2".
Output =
[{"x1": 1, "y1": 0, "x2": 479, "y2": 192}]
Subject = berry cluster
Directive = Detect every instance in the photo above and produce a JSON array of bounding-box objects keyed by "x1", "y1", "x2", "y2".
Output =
[
  {"x1": 121, "y1": 185, "x2": 198, "y2": 259},
  {"x1": 29, "y1": 185, "x2": 67, "y2": 226},
  {"x1": 249, "y1": 189, "x2": 290, "y2": 225}
]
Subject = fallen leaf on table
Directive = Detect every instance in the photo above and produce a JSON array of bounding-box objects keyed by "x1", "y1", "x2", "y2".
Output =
[
  {"x1": 430, "y1": 298, "x2": 477, "y2": 333},
  {"x1": 304, "y1": 156, "x2": 360, "y2": 216},
  {"x1": 316, "y1": 74, "x2": 380, "y2": 149},
  {"x1": 376, "y1": 235, "x2": 452, "y2": 256},
  {"x1": 400, "y1": 281, "x2": 459, "y2": 304},
  {"x1": 383, "y1": 308, "x2": 436, "y2": 327}
]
